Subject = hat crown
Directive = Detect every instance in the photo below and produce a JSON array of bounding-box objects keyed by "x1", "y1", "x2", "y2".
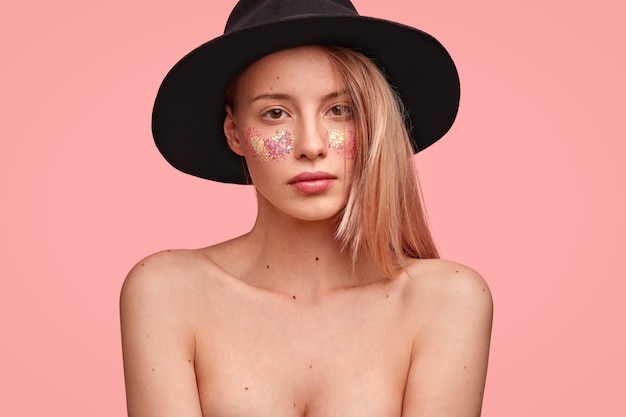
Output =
[{"x1": 225, "y1": 0, "x2": 358, "y2": 33}]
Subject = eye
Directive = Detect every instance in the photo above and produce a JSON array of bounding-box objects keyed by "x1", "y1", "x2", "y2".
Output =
[
  {"x1": 264, "y1": 108, "x2": 286, "y2": 120},
  {"x1": 327, "y1": 104, "x2": 352, "y2": 117}
]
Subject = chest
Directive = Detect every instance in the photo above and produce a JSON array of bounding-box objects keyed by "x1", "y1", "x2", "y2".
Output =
[{"x1": 193, "y1": 294, "x2": 413, "y2": 416}]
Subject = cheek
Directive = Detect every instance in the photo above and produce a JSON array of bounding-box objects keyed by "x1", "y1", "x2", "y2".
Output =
[
  {"x1": 244, "y1": 126, "x2": 295, "y2": 162},
  {"x1": 325, "y1": 128, "x2": 357, "y2": 160}
]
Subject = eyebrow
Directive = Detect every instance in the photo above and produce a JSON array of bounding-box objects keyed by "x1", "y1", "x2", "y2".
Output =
[
  {"x1": 250, "y1": 90, "x2": 350, "y2": 104},
  {"x1": 250, "y1": 93, "x2": 291, "y2": 103}
]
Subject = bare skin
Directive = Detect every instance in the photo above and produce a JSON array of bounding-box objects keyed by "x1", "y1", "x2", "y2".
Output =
[{"x1": 120, "y1": 47, "x2": 493, "y2": 417}]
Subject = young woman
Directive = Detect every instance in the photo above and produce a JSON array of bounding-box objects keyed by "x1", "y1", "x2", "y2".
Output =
[{"x1": 121, "y1": 1, "x2": 493, "y2": 416}]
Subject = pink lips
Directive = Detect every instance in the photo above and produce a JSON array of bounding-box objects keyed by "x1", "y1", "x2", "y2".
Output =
[{"x1": 288, "y1": 171, "x2": 337, "y2": 194}]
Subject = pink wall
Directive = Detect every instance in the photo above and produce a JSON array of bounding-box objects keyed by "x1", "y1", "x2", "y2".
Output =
[{"x1": 1, "y1": 0, "x2": 624, "y2": 415}]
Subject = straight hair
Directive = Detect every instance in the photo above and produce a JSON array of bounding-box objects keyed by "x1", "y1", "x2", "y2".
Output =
[{"x1": 321, "y1": 46, "x2": 439, "y2": 278}]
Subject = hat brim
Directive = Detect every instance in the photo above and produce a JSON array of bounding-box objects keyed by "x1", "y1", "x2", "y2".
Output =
[{"x1": 152, "y1": 15, "x2": 460, "y2": 184}]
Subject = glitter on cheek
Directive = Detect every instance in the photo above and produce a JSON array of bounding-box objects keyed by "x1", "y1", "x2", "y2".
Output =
[
  {"x1": 344, "y1": 130, "x2": 357, "y2": 160},
  {"x1": 244, "y1": 127, "x2": 270, "y2": 161},
  {"x1": 326, "y1": 128, "x2": 357, "y2": 160},
  {"x1": 264, "y1": 128, "x2": 295, "y2": 160},
  {"x1": 327, "y1": 128, "x2": 344, "y2": 149},
  {"x1": 244, "y1": 127, "x2": 295, "y2": 161}
]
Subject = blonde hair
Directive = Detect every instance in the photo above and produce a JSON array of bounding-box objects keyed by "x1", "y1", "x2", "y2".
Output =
[{"x1": 321, "y1": 46, "x2": 439, "y2": 278}]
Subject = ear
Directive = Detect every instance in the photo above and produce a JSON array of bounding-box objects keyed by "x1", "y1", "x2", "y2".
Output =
[{"x1": 224, "y1": 105, "x2": 245, "y2": 156}]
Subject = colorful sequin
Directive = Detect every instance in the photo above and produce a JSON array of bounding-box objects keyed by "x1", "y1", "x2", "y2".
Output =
[
  {"x1": 326, "y1": 128, "x2": 357, "y2": 159},
  {"x1": 244, "y1": 127, "x2": 357, "y2": 161},
  {"x1": 245, "y1": 127, "x2": 295, "y2": 161}
]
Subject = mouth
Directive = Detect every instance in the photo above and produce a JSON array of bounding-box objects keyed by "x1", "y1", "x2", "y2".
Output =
[{"x1": 288, "y1": 171, "x2": 337, "y2": 194}]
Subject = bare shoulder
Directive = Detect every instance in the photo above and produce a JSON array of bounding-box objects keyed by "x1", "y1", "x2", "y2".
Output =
[
  {"x1": 120, "y1": 249, "x2": 215, "y2": 417},
  {"x1": 120, "y1": 243, "x2": 247, "y2": 318},
  {"x1": 401, "y1": 258, "x2": 493, "y2": 330},
  {"x1": 121, "y1": 249, "x2": 208, "y2": 304},
  {"x1": 403, "y1": 258, "x2": 492, "y2": 301},
  {"x1": 120, "y1": 247, "x2": 235, "y2": 327},
  {"x1": 399, "y1": 262, "x2": 493, "y2": 414}
]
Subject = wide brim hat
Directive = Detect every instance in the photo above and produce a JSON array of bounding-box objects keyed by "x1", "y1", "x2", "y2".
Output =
[{"x1": 152, "y1": 0, "x2": 460, "y2": 184}]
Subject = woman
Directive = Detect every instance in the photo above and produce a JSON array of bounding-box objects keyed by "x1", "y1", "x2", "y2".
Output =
[{"x1": 121, "y1": 1, "x2": 493, "y2": 416}]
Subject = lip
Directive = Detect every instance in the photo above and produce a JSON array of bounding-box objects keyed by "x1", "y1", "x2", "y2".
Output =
[{"x1": 288, "y1": 171, "x2": 337, "y2": 194}]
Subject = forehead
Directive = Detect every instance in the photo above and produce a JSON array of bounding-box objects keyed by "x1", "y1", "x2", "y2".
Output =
[{"x1": 233, "y1": 46, "x2": 344, "y2": 100}]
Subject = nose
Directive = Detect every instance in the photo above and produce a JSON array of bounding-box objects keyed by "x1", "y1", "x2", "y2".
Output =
[{"x1": 293, "y1": 118, "x2": 327, "y2": 160}]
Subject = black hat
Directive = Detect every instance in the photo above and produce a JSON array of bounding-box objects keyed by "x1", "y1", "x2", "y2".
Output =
[{"x1": 152, "y1": 0, "x2": 460, "y2": 184}]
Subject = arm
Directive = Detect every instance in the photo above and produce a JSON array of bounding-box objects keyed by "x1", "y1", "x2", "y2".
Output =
[
  {"x1": 402, "y1": 265, "x2": 493, "y2": 416},
  {"x1": 120, "y1": 252, "x2": 204, "y2": 417}
]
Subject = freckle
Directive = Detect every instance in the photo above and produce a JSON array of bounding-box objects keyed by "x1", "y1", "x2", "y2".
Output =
[
  {"x1": 166, "y1": 250, "x2": 171, "y2": 252},
  {"x1": 152, "y1": 368, "x2": 155, "y2": 372},
  {"x1": 145, "y1": 334, "x2": 149, "y2": 338},
  {"x1": 140, "y1": 263, "x2": 145, "y2": 267},
  {"x1": 482, "y1": 288, "x2": 486, "y2": 292},
  {"x1": 455, "y1": 270, "x2": 459, "y2": 273},
  {"x1": 276, "y1": 76, "x2": 280, "y2": 80},
  {"x1": 386, "y1": 294, "x2": 390, "y2": 298},
  {"x1": 309, "y1": 365, "x2": 313, "y2": 369},
  {"x1": 464, "y1": 365, "x2": 467, "y2": 369},
  {"x1": 292, "y1": 295, "x2": 296, "y2": 300},
  {"x1": 244, "y1": 387, "x2": 249, "y2": 391},
  {"x1": 293, "y1": 403, "x2": 296, "y2": 407},
  {"x1": 188, "y1": 359, "x2": 192, "y2": 363}
]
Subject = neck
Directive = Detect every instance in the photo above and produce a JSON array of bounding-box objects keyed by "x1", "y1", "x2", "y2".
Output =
[{"x1": 238, "y1": 194, "x2": 378, "y2": 301}]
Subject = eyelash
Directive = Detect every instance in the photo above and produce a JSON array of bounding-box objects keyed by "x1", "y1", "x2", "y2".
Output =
[
  {"x1": 262, "y1": 104, "x2": 352, "y2": 120},
  {"x1": 263, "y1": 108, "x2": 285, "y2": 120},
  {"x1": 327, "y1": 104, "x2": 352, "y2": 117}
]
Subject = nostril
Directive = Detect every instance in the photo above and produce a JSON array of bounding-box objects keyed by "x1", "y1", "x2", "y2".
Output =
[{"x1": 293, "y1": 129, "x2": 328, "y2": 160}]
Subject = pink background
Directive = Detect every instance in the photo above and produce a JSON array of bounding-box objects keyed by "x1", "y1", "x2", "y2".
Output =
[{"x1": 1, "y1": 0, "x2": 624, "y2": 415}]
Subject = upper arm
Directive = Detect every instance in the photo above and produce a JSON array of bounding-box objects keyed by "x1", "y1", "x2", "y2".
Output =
[
  {"x1": 402, "y1": 264, "x2": 493, "y2": 416},
  {"x1": 120, "y1": 252, "x2": 204, "y2": 417}
]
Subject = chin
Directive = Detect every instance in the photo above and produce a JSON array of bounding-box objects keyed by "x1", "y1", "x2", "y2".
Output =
[
  {"x1": 283, "y1": 202, "x2": 346, "y2": 223},
  {"x1": 290, "y1": 209, "x2": 343, "y2": 223}
]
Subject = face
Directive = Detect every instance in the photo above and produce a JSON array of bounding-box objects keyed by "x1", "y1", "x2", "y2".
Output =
[{"x1": 224, "y1": 46, "x2": 356, "y2": 222}]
